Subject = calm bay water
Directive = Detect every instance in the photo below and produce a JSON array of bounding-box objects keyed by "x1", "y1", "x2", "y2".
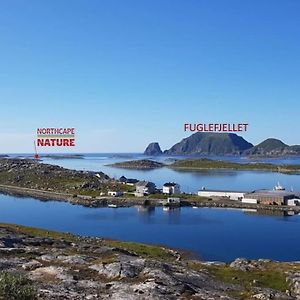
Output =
[
  {"x1": 0, "y1": 193, "x2": 299, "y2": 262},
  {"x1": 35, "y1": 153, "x2": 300, "y2": 193},
  {"x1": 1, "y1": 154, "x2": 300, "y2": 262}
]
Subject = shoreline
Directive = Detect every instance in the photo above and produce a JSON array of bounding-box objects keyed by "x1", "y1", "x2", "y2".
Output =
[
  {"x1": 107, "y1": 158, "x2": 300, "y2": 175},
  {"x1": 1, "y1": 183, "x2": 300, "y2": 213},
  {"x1": 0, "y1": 222, "x2": 299, "y2": 299}
]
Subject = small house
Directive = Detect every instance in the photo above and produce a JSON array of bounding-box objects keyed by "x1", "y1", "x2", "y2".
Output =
[
  {"x1": 163, "y1": 182, "x2": 181, "y2": 195},
  {"x1": 135, "y1": 181, "x2": 156, "y2": 196},
  {"x1": 285, "y1": 199, "x2": 300, "y2": 206},
  {"x1": 119, "y1": 176, "x2": 139, "y2": 186}
]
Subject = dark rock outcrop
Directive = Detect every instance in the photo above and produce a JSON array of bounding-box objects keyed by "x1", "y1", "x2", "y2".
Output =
[
  {"x1": 164, "y1": 133, "x2": 253, "y2": 155},
  {"x1": 144, "y1": 142, "x2": 163, "y2": 156},
  {"x1": 244, "y1": 138, "x2": 300, "y2": 157}
]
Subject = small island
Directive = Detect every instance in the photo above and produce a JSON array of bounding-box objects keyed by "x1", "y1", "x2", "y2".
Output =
[
  {"x1": 40, "y1": 154, "x2": 85, "y2": 159},
  {"x1": 108, "y1": 158, "x2": 300, "y2": 175},
  {"x1": 169, "y1": 159, "x2": 300, "y2": 174},
  {"x1": 107, "y1": 159, "x2": 165, "y2": 169}
]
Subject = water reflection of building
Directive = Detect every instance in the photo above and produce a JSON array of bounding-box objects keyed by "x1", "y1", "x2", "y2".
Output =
[
  {"x1": 136, "y1": 205, "x2": 155, "y2": 215},
  {"x1": 162, "y1": 207, "x2": 181, "y2": 224},
  {"x1": 162, "y1": 207, "x2": 181, "y2": 212},
  {"x1": 244, "y1": 190, "x2": 298, "y2": 206},
  {"x1": 243, "y1": 208, "x2": 299, "y2": 217}
]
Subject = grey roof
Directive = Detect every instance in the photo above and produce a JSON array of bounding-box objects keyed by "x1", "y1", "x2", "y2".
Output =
[
  {"x1": 163, "y1": 182, "x2": 179, "y2": 187},
  {"x1": 198, "y1": 189, "x2": 247, "y2": 193},
  {"x1": 136, "y1": 181, "x2": 155, "y2": 187},
  {"x1": 245, "y1": 189, "x2": 296, "y2": 197}
]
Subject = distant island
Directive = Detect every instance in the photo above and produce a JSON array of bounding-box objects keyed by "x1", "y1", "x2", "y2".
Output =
[
  {"x1": 40, "y1": 154, "x2": 84, "y2": 159},
  {"x1": 170, "y1": 158, "x2": 300, "y2": 174},
  {"x1": 107, "y1": 159, "x2": 164, "y2": 169},
  {"x1": 108, "y1": 158, "x2": 300, "y2": 174},
  {"x1": 144, "y1": 133, "x2": 300, "y2": 157}
]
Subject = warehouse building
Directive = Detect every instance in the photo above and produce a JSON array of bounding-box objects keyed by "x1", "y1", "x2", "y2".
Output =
[
  {"x1": 245, "y1": 190, "x2": 297, "y2": 205},
  {"x1": 197, "y1": 189, "x2": 246, "y2": 200}
]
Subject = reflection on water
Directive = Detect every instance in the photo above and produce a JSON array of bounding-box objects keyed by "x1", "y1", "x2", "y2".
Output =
[
  {"x1": 1, "y1": 193, "x2": 300, "y2": 262},
  {"x1": 243, "y1": 209, "x2": 299, "y2": 217},
  {"x1": 27, "y1": 153, "x2": 300, "y2": 193}
]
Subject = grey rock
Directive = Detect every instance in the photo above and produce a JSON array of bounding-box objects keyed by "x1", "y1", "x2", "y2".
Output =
[
  {"x1": 22, "y1": 259, "x2": 43, "y2": 271},
  {"x1": 144, "y1": 142, "x2": 163, "y2": 156}
]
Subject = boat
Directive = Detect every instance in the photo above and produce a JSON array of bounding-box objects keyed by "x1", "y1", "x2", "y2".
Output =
[
  {"x1": 108, "y1": 204, "x2": 118, "y2": 208},
  {"x1": 274, "y1": 182, "x2": 285, "y2": 191}
]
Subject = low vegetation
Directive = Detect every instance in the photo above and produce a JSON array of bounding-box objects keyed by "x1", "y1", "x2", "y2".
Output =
[
  {"x1": 105, "y1": 240, "x2": 175, "y2": 261},
  {"x1": 0, "y1": 271, "x2": 37, "y2": 300},
  {"x1": 169, "y1": 158, "x2": 300, "y2": 174},
  {"x1": 0, "y1": 223, "x2": 76, "y2": 242},
  {"x1": 209, "y1": 265, "x2": 289, "y2": 292},
  {"x1": 189, "y1": 261, "x2": 291, "y2": 299},
  {"x1": 107, "y1": 159, "x2": 165, "y2": 169}
]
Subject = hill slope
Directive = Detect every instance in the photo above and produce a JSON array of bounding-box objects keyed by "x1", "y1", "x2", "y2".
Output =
[
  {"x1": 164, "y1": 133, "x2": 253, "y2": 155},
  {"x1": 244, "y1": 138, "x2": 300, "y2": 156}
]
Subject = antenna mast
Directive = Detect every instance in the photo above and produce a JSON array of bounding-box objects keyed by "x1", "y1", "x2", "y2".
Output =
[{"x1": 34, "y1": 141, "x2": 39, "y2": 160}]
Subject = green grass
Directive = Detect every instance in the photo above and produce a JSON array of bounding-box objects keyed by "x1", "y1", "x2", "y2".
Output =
[
  {"x1": 0, "y1": 271, "x2": 37, "y2": 300},
  {"x1": 0, "y1": 223, "x2": 175, "y2": 262},
  {"x1": 147, "y1": 193, "x2": 208, "y2": 201},
  {"x1": 0, "y1": 223, "x2": 76, "y2": 242},
  {"x1": 169, "y1": 158, "x2": 300, "y2": 174},
  {"x1": 105, "y1": 240, "x2": 175, "y2": 261},
  {"x1": 209, "y1": 265, "x2": 289, "y2": 292},
  {"x1": 147, "y1": 193, "x2": 169, "y2": 199}
]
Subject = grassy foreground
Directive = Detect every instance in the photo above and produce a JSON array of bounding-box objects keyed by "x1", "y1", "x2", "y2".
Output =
[{"x1": 0, "y1": 223, "x2": 300, "y2": 299}]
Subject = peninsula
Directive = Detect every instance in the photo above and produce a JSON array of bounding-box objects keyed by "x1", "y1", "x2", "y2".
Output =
[
  {"x1": 108, "y1": 158, "x2": 300, "y2": 175},
  {"x1": 169, "y1": 159, "x2": 300, "y2": 174}
]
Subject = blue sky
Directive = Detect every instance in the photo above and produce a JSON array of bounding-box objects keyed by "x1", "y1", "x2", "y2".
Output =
[{"x1": 0, "y1": 0, "x2": 299, "y2": 153}]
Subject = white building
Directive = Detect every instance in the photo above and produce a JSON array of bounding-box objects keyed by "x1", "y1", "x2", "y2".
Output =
[
  {"x1": 285, "y1": 199, "x2": 300, "y2": 206},
  {"x1": 135, "y1": 181, "x2": 156, "y2": 197},
  {"x1": 108, "y1": 191, "x2": 123, "y2": 197},
  {"x1": 242, "y1": 198, "x2": 258, "y2": 204},
  {"x1": 197, "y1": 189, "x2": 245, "y2": 200},
  {"x1": 163, "y1": 182, "x2": 181, "y2": 195},
  {"x1": 166, "y1": 197, "x2": 181, "y2": 205}
]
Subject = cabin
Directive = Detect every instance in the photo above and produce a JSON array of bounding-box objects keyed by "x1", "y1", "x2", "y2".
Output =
[
  {"x1": 163, "y1": 182, "x2": 181, "y2": 195},
  {"x1": 135, "y1": 181, "x2": 156, "y2": 197},
  {"x1": 119, "y1": 176, "x2": 139, "y2": 186}
]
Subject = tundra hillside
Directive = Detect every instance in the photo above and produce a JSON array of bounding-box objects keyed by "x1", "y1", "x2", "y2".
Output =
[
  {"x1": 0, "y1": 158, "x2": 133, "y2": 197},
  {"x1": 0, "y1": 223, "x2": 299, "y2": 299}
]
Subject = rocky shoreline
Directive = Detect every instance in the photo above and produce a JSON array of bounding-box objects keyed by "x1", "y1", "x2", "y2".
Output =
[
  {"x1": 1, "y1": 158, "x2": 300, "y2": 213},
  {"x1": 1, "y1": 183, "x2": 300, "y2": 215},
  {"x1": 0, "y1": 223, "x2": 300, "y2": 299}
]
